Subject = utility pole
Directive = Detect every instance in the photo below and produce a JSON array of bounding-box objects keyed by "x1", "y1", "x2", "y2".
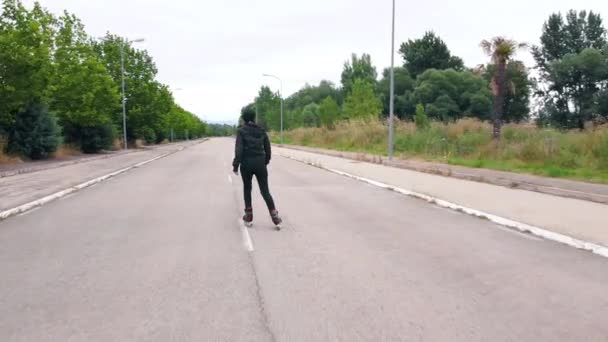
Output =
[
  {"x1": 388, "y1": 0, "x2": 396, "y2": 160},
  {"x1": 99, "y1": 36, "x2": 145, "y2": 150}
]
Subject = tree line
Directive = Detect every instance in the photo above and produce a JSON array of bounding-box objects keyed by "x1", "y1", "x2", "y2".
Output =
[
  {"x1": 246, "y1": 9, "x2": 608, "y2": 137},
  {"x1": 0, "y1": 1, "x2": 206, "y2": 159}
]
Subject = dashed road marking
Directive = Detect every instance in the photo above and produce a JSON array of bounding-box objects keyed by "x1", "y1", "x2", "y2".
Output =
[{"x1": 239, "y1": 219, "x2": 254, "y2": 252}]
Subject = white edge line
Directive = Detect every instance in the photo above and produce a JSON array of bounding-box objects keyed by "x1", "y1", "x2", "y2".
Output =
[
  {"x1": 280, "y1": 153, "x2": 608, "y2": 259},
  {"x1": 239, "y1": 219, "x2": 254, "y2": 252},
  {"x1": 0, "y1": 152, "x2": 173, "y2": 221},
  {"x1": 17, "y1": 206, "x2": 42, "y2": 217}
]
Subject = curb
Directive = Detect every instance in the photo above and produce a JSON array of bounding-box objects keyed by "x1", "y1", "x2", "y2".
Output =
[
  {"x1": 0, "y1": 150, "x2": 141, "y2": 179},
  {"x1": 0, "y1": 141, "x2": 204, "y2": 222},
  {"x1": 279, "y1": 145, "x2": 608, "y2": 205},
  {"x1": 280, "y1": 153, "x2": 608, "y2": 259},
  {"x1": 0, "y1": 141, "x2": 199, "y2": 178}
]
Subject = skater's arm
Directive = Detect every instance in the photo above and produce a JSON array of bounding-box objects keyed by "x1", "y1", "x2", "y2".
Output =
[
  {"x1": 232, "y1": 131, "x2": 243, "y2": 172},
  {"x1": 264, "y1": 133, "x2": 271, "y2": 165}
]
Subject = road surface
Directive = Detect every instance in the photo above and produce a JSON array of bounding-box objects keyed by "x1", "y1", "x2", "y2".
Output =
[{"x1": 1, "y1": 138, "x2": 607, "y2": 341}]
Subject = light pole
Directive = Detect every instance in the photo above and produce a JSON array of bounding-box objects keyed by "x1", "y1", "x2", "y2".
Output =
[
  {"x1": 99, "y1": 36, "x2": 145, "y2": 150},
  {"x1": 262, "y1": 73, "x2": 284, "y2": 145},
  {"x1": 120, "y1": 38, "x2": 145, "y2": 150},
  {"x1": 388, "y1": 0, "x2": 396, "y2": 160}
]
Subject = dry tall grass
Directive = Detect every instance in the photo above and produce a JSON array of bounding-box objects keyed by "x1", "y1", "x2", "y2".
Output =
[
  {"x1": 54, "y1": 144, "x2": 82, "y2": 158},
  {"x1": 279, "y1": 119, "x2": 608, "y2": 182},
  {"x1": 0, "y1": 138, "x2": 22, "y2": 164}
]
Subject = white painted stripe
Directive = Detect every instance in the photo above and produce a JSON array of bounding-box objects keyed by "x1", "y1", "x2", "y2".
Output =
[
  {"x1": 17, "y1": 206, "x2": 41, "y2": 217},
  {"x1": 0, "y1": 152, "x2": 174, "y2": 222},
  {"x1": 59, "y1": 193, "x2": 77, "y2": 201},
  {"x1": 0, "y1": 140, "x2": 208, "y2": 221},
  {"x1": 228, "y1": 174, "x2": 233, "y2": 184},
  {"x1": 493, "y1": 223, "x2": 543, "y2": 241},
  {"x1": 280, "y1": 153, "x2": 608, "y2": 259},
  {"x1": 239, "y1": 219, "x2": 254, "y2": 252}
]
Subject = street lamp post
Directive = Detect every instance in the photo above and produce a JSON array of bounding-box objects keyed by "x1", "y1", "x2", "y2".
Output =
[
  {"x1": 99, "y1": 36, "x2": 145, "y2": 150},
  {"x1": 119, "y1": 44, "x2": 128, "y2": 150},
  {"x1": 263, "y1": 73, "x2": 284, "y2": 145},
  {"x1": 388, "y1": 0, "x2": 396, "y2": 160},
  {"x1": 120, "y1": 38, "x2": 145, "y2": 150}
]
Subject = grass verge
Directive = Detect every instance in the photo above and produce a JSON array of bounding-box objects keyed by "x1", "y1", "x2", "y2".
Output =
[{"x1": 273, "y1": 119, "x2": 608, "y2": 183}]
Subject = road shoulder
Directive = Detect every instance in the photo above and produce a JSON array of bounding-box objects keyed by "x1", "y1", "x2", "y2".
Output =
[
  {"x1": 280, "y1": 144, "x2": 608, "y2": 205},
  {"x1": 0, "y1": 141, "x2": 205, "y2": 219},
  {"x1": 276, "y1": 145, "x2": 608, "y2": 257}
]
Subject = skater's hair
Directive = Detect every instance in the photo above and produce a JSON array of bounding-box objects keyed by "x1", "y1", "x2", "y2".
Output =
[{"x1": 241, "y1": 106, "x2": 256, "y2": 123}]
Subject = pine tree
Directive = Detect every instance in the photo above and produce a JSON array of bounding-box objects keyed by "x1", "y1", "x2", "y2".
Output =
[
  {"x1": 8, "y1": 101, "x2": 61, "y2": 160},
  {"x1": 343, "y1": 80, "x2": 382, "y2": 120}
]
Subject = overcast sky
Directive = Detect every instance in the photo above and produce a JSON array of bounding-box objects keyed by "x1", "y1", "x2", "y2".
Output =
[{"x1": 22, "y1": 0, "x2": 608, "y2": 123}]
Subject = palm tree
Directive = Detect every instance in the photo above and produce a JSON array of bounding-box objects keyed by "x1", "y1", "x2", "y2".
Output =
[{"x1": 480, "y1": 37, "x2": 527, "y2": 139}]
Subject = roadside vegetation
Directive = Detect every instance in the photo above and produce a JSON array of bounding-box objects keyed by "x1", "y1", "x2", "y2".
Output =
[
  {"x1": 206, "y1": 124, "x2": 236, "y2": 137},
  {"x1": 276, "y1": 119, "x2": 608, "y2": 183},
  {"x1": 254, "y1": 10, "x2": 608, "y2": 182},
  {"x1": 0, "y1": 1, "x2": 207, "y2": 162}
]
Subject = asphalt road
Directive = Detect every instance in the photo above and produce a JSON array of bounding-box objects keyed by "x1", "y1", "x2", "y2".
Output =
[{"x1": 1, "y1": 138, "x2": 607, "y2": 341}]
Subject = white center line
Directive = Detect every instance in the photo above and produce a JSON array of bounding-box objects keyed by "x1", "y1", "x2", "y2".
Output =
[{"x1": 239, "y1": 219, "x2": 254, "y2": 252}]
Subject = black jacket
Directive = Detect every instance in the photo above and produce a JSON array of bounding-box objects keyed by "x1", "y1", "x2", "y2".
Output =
[{"x1": 233, "y1": 122, "x2": 271, "y2": 171}]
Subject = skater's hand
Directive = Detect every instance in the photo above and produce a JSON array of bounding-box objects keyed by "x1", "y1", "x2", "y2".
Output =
[{"x1": 233, "y1": 169, "x2": 239, "y2": 176}]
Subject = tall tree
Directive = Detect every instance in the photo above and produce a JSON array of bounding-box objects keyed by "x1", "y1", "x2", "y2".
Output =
[
  {"x1": 341, "y1": 53, "x2": 378, "y2": 97},
  {"x1": 0, "y1": 0, "x2": 55, "y2": 136},
  {"x1": 378, "y1": 67, "x2": 415, "y2": 118},
  {"x1": 167, "y1": 105, "x2": 206, "y2": 140},
  {"x1": 255, "y1": 86, "x2": 281, "y2": 130},
  {"x1": 482, "y1": 61, "x2": 532, "y2": 123},
  {"x1": 318, "y1": 96, "x2": 340, "y2": 128},
  {"x1": 342, "y1": 79, "x2": 382, "y2": 120},
  {"x1": 399, "y1": 31, "x2": 464, "y2": 78},
  {"x1": 0, "y1": 0, "x2": 204, "y2": 156},
  {"x1": 7, "y1": 101, "x2": 61, "y2": 159},
  {"x1": 412, "y1": 69, "x2": 493, "y2": 121},
  {"x1": 598, "y1": 88, "x2": 608, "y2": 121},
  {"x1": 51, "y1": 12, "x2": 120, "y2": 152},
  {"x1": 95, "y1": 33, "x2": 162, "y2": 141},
  {"x1": 549, "y1": 48, "x2": 608, "y2": 128},
  {"x1": 533, "y1": 10, "x2": 608, "y2": 128},
  {"x1": 301, "y1": 103, "x2": 320, "y2": 127},
  {"x1": 533, "y1": 11, "x2": 607, "y2": 72},
  {"x1": 481, "y1": 37, "x2": 527, "y2": 138},
  {"x1": 285, "y1": 80, "x2": 341, "y2": 111}
]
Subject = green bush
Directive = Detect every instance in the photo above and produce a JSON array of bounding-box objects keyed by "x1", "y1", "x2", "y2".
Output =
[
  {"x1": 136, "y1": 127, "x2": 157, "y2": 145},
  {"x1": 502, "y1": 126, "x2": 530, "y2": 142},
  {"x1": 456, "y1": 132, "x2": 490, "y2": 155},
  {"x1": 596, "y1": 134, "x2": 608, "y2": 169},
  {"x1": 8, "y1": 102, "x2": 61, "y2": 160},
  {"x1": 414, "y1": 104, "x2": 430, "y2": 130},
  {"x1": 552, "y1": 149, "x2": 581, "y2": 168},
  {"x1": 545, "y1": 165, "x2": 574, "y2": 178},
  {"x1": 63, "y1": 123, "x2": 116, "y2": 153},
  {"x1": 520, "y1": 141, "x2": 545, "y2": 162}
]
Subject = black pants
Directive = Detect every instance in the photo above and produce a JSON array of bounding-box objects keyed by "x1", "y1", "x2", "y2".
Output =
[{"x1": 241, "y1": 157, "x2": 276, "y2": 211}]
